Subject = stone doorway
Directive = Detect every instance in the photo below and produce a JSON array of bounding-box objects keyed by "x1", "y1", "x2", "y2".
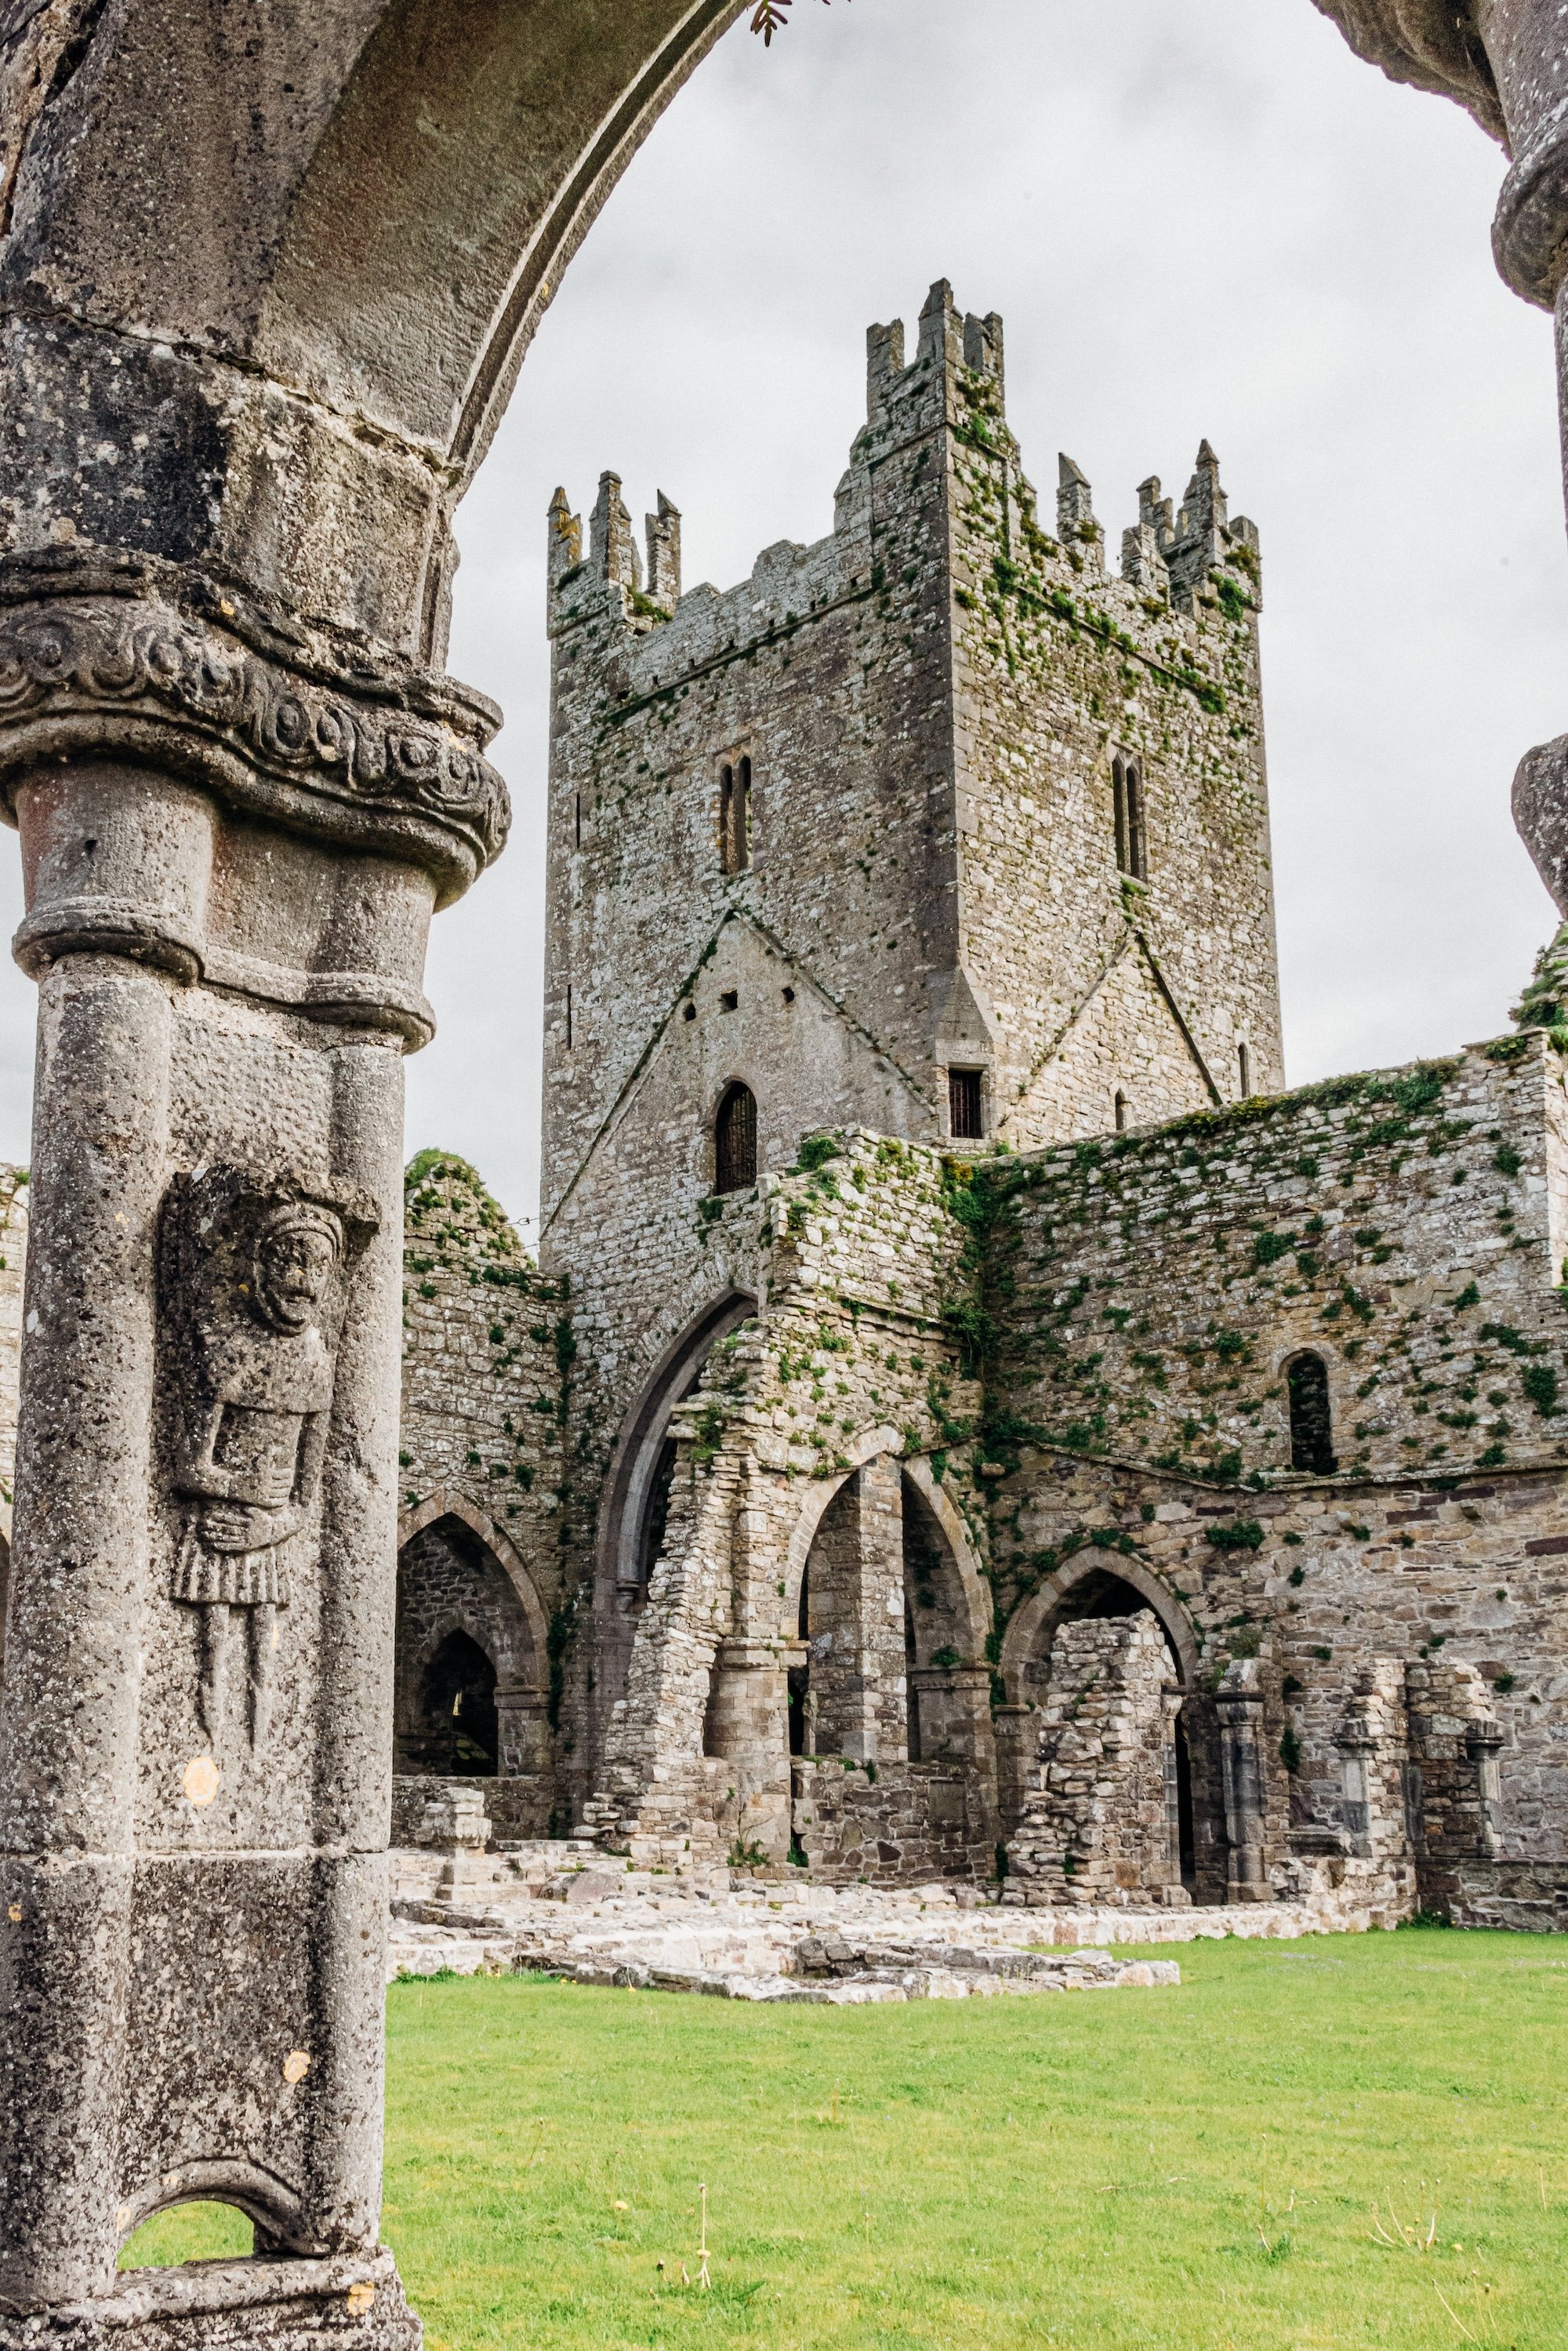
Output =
[
  {"x1": 391, "y1": 1506, "x2": 552, "y2": 1841},
  {"x1": 787, "y1": 1460, "x2": 997, "y2": 1881},
  {"x1": 1000, "y1": 1558, "x2": 1222, "y2": 1902},
  {"x1": 412, "y1": 1630, "x2": 499, "y2": 1776}
]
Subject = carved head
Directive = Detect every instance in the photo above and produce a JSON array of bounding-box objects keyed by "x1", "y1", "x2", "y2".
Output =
[{"x1": 252, "y1": 1202, "x2": 345, "y2": 1332}]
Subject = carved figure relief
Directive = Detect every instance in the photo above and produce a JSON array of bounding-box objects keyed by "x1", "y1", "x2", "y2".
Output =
[{"x1": 158, "y1": 1168, "x2": 377, "y2": 1752}]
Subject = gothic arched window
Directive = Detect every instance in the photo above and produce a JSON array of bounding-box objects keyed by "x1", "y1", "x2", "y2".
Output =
[
  {"x1": 714, "y1": 1082, "x2": 757, "y2": 1194},
  {"x1": 1287, "y1": 1351, "x2": 1335, "y2": 1475}
]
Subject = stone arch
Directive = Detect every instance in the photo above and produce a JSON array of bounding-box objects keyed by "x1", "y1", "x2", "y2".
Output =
[
  {"x1": 590, "y1": 1288, "x2": 757, "y2": 1759},
  {"x1": 1000, "y1": 1550, "x2": 1200, "y2": 1700},
  {"x1": 397, "y1": 1488, "x2": 549, "y2": 1659},
  {"x1": 780, "y1": 1424, "x2": 906, "y2": 1622},
  {"x1": 901, "y1": 1458, "x2": 993, "y2": 1663},
  {"x1": 394, "y1": 1503, "x2": 545, "y2": 1777},
  {"x1": 2, "y1": 0, "x2": 750, "y2": 660},
  {"x1": 114, "y1": 2157, "x2": 307, "y2": 2258}
]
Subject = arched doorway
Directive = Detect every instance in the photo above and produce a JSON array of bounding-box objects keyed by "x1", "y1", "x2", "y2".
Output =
[
  {"x1": 393, "y1": 1508, "x2": 548, "y2": 1830},
  {"x1": 785, "y1": 1455, "x2": 997, "y2": 1879},
  {"x1": 592, "y1": 1291, "x2": 757, "y2": 1762},
  {"x1": 1000, "y1": 1552, "x2": 1218, "y2": 1900},
  {"x1": 412, "y1": 1630, "x2": 499, "y2": 1776}
]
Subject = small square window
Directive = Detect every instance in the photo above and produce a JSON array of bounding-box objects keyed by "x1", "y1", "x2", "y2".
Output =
[{"x1": 720, "y1": 990, "x2": 739, "y2": 1013}]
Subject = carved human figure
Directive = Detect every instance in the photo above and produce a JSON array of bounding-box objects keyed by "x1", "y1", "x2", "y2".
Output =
[{"x1": 165, "y1": 1187, "x2": 365, "y2": 1749}]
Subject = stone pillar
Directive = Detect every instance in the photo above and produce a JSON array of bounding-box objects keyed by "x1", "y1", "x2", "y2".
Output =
[
  {"x1": 702, "y1": 1637, "x2": 791, "y2": 1864},
  {"x1": 0, "y1": 581, "x2": 506, "y2": 2342},
  {"x1": 495, "y1": 1683, "x2": 549, "y2": 1777},
  {"x1": 1332, "y1": 1661, "x2": 1411, "y2": 1862},
  {"x1": 803, "y1": 1459, "x2": 906, "y2": 1764},
  {"x1": 1215, "y1": 1657, "x2": 1269, "y2": 1901},
  {"x1": 1161, "y1": 1687, "x2": 1189, "y2": 1894}
]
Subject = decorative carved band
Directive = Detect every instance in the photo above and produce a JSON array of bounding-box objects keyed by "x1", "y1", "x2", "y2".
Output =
[{"x1": 0, "y1": 587, "x2": 510, "y2": 901}]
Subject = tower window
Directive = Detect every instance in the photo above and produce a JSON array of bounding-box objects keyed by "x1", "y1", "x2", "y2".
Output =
[
  {"x1": 720, "y1": 755, "x2": 752, "y2": 874},
  {"x1": 565, "y1": 983, "x2": 572, "y2": 1049},
  {"x1": 1114, "y1": 1090, "x2": 1128, "y2": 1132},
  {"x1": 1112, "y1": 754, "x2": 1147, "y2": 881},
  {"x1": 1287, "y1": 1352, "x2": 1335, "y2": 1475},
  {"x1": 1238, "y1": 1041, "x2": 1252, "y2": 1098},
  {"x1": 949, "y1": 1067, "x2": 983, "y2": 1140},
  {"x1": 714, "y1": 1082, "x2": 758, "y2": 1194}
]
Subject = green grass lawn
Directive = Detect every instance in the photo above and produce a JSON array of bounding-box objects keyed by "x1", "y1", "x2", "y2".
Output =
[{"x1": 122, "y1": 1928, "x2": 1568, "y2": 2349}]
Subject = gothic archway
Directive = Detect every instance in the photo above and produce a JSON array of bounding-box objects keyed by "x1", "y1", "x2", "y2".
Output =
[
  {"x1": 590, "y1": 1288, "x2": 757, "y2": 1761},
  {"x1": 394, "y1": 1510, "x2": 543, "y2": 1781}
]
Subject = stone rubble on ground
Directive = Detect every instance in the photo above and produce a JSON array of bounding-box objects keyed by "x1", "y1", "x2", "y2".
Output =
[{"x1": 384, "y1": 1837, "x2": 1404, "y2": 2001}]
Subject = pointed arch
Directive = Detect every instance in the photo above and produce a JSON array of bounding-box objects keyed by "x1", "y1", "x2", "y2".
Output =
[
  {"x1": 1000, "y1": 1549, "x2": 1200, "y2": 1699},
  {"x1": 900, "y1": 1457, "x2": 994, "y2": 1660},
  {"x1": 397, "y1": 1487, "x2": 549, "y2": 1659},
  {"x1": 780, "y1": 1424, "x2": 906, "y2": 1620}
]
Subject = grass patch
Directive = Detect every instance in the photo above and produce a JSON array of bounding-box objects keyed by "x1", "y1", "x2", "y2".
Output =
[{"x1": 122, "y1": 1931, "x2": 1568, "y2": 2346}]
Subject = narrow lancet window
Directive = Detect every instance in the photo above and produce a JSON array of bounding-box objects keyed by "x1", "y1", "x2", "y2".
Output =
[
  {"x1": 720, "y1": 756, "x2": 752, "y2": 874},
  {"x1": 949, "y1": 1067, "x2": 983, "y2": 1139},
  {"x1": 714, "y1": 1082, "x2": 757, "y2": 1194},
  {"x1": 1115, "y1": 1090, "x2": 1128, "y2": 1132},
  {"x1": 1287, "y1": 1351, "x2": 1335, "y2": 1475},
  {"x1": 1238, "y1": 1041, "x2": 1252, "y2": 1098},
  {"x1": 1113, "y1": 755, "x2": 1148, "y2": 880}
]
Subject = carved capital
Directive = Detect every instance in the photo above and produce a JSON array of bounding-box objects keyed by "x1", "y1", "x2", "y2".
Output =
[{"x1": 0, "y1": 562, "x2": 510, "y2": 905}]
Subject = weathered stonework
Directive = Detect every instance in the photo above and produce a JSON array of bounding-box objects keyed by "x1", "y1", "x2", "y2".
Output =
[
  {"x1": 18, "y1": 0, "x2": 1568, "y2": 2338},
  {"x1": 376, "y1": 289, "x2": 1568, "y2": 1940},
  {"x1": 1007, "y1": 1612, "x2": 1184, "y2": 1906}
]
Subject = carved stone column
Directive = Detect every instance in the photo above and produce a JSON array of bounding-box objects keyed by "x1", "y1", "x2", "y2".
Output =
[
  {"x1": 0, "y1": 565, "x2": 506, "y2": 2343},
  {"x1": 1215, "y1": 1659, "x2": 1269, "y2": 1901}
]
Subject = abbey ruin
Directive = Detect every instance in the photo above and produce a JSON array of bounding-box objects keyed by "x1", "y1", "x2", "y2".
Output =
[
  {"x1": 5, "y1": 0, "x2": 1568, "y2": 2342},
  {"x1": 378, "y1": 283, "x2": 1568, "y2": 1932}
]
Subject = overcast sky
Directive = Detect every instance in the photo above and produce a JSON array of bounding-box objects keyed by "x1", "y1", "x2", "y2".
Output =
[{"x1": 2, "y1": 0, "x2": 1563, "y2": 1240}]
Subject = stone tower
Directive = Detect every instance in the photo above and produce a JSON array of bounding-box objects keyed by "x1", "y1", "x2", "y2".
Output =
[
  {"x1": 539, "y1": 280, "x2": 1285, "y2": 1796},
  {"x1": 542, "y1": 278, "x2": 1281, "y2": 1230}
]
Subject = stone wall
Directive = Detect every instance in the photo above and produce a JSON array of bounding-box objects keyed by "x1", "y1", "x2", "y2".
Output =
[
  {"x1": 397, "y1": 1152, "x2": 568, "y2": 1809},
  {"x1": 791, "y1": 1759, "x2": 993, "y2": 1884},
  {"x1": 982, "y1": 1033, "x2": 1568, "y2": 1493}
]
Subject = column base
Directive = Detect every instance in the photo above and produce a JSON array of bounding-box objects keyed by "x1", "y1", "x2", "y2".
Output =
[{"x1": 0, "y1": 2251, "x2": 418, "y2": 2351}]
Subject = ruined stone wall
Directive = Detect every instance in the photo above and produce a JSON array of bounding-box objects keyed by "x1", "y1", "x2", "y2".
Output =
[
  {"x1": 1007, "y1": 1612, "x2": 1181, "y2": 1904},
  {"x1": 582, "y1": 1129, "x2": 981, "y2": 1864},
  {"x1": 986, "y1": 1034, "x2": 1568, "y2": 1491},
  {"x1": 397, "y1": 1153, "x2": 568, "y2": 1805}
]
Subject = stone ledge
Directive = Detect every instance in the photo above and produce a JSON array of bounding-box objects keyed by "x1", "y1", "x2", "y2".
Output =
[{"x1": 0, "y1": 2251, "x2": 418, "y2": 2350}]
